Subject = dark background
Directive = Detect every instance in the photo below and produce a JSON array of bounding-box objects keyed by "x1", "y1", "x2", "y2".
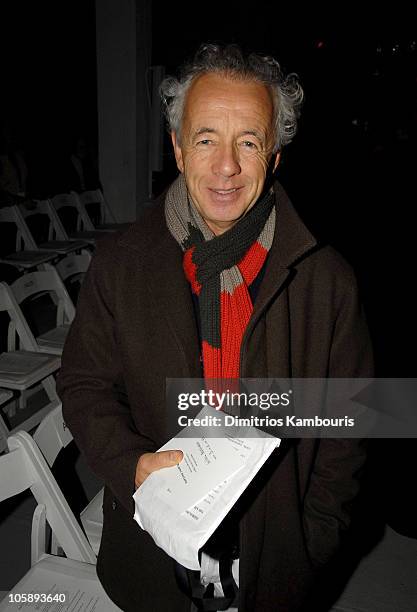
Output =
[
  {"x1": 0, "y1": 0, "x2": 416, "y2": 552},
  {"x1": 157, "y1": 6, "x2": 417, "y2": 379},
  {"x1": 1, "y1": 1, "x2": 98, "y2": 195},
  {"x1": 1, "y1": 2, "x2": 416, "y2": 370}
]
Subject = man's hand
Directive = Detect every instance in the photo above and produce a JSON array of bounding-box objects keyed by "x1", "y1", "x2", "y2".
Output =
[{"x1": 135, "y1": 450, "x2": 183, "y2": 489}]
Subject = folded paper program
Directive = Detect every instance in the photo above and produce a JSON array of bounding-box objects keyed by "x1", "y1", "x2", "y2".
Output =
[{"x1": 133, "y1": 406, "x2": 280, "y2": 569}]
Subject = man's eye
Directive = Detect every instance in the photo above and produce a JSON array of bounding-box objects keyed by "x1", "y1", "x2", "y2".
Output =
[
  {"x1": 241, "y1": 141, "x2": 257, "y2": 149},
  {"x1": 197, "y1": 139, "x2": 212, "y2": 145}
]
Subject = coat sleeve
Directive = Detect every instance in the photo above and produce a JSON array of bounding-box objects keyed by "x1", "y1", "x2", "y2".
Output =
[
  {"x1": 302, "y1": 273, "x2": 374, "y2": 568},
  {"x1": 57, "y1": 240, "x2": 155, "y2": 515}
]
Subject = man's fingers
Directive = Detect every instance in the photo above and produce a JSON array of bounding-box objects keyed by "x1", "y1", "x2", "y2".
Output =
[
  {"x1": 142, "y1": 450, "x2": 183, "y2": 471},
  {"x1": 136, "y1": 449, "x2": 183, "y2": 488},
  {"x1": 156, "y1": 449, "x2": 183, "y2": 468}
]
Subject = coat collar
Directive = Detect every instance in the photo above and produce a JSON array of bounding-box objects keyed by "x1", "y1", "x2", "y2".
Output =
[
  {"x1": 271, "y1": 181, "x2": 317, "y2": 268},
  {"x1": 251, "y1": 181, "x2": 317, "y2": 318},
  {"x1": 116, "y1": 180, "x2": 317, "y2": 376},
  {"x1": 117, "y1": 180, "x2": 317, "y2": 267}
]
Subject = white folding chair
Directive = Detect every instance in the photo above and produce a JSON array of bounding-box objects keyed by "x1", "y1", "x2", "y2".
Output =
[
  {"x1": 0, "y1": 388, "x2": 13, "y2": 452},
  {"x1": 0, "y1": 431, "x2": 121, "y2": 611},
  {"x1": 51, "y1": 252, "x2": 91, "y2": 306},
  {"x1": 0, "y1": 282, "x2": 61, "y2": 439},
  {"x1": 33, "y1": 402, "x2": 73, "y2": 465},
  {"x1": 25, "y1": 198, "x2": 93, "y2": 248},
  {"x1": 33, "y1": 403, "x2": 104, "y2": 556},
  {"x1": 77, "y1": 189, "x2": 130, "y2": 231},
  {"x1": 79, "y1": 488, "x2": 104, "y2": 556},
  {"x1": 9, "y1": 268, "x2": 75, "y2": 355},
  {"x1": 53, "y1": 252, "x2": 91, "y2": 285},
  {"x1": 50, "y1": 193, "x2": 110, "y2": 245},
  {"x1": 0, "y1": 206, "x2": 59, "y2": 271},
  {"x1": 18, "y1": 200, "x2": 90, "y2": 255}
]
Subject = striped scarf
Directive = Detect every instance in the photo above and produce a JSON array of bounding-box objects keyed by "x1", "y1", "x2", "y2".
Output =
[{"x1": 165, "y1": 175, "x2": 275, "y2": 379}]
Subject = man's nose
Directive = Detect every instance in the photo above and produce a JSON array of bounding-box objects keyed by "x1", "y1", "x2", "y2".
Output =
[{"x1": 212, "y1": 144, "x2": 241, "y2": 178}]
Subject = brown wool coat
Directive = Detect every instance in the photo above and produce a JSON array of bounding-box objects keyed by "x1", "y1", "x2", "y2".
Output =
[{"x1": 58, "y1": 181, "x2": 373, "y2": 612}]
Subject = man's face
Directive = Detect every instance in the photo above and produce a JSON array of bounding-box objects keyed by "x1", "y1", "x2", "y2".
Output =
[{"x1": 171, "y1": 73, "x2": 280, "y2": 235}]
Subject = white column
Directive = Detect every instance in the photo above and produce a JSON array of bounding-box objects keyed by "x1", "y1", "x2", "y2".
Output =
[{"x1": 96, "y1": 0, "x2": 151, "y2": 222}]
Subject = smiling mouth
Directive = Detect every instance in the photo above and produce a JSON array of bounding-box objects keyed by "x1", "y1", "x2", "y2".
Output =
[{"x1": 210, "y1": 188, "x2": 241, "y2": 194}]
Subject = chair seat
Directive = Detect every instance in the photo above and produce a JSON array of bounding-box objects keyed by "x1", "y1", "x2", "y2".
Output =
[
  {"x1": 92, "y1": 226, "x2": 115, "y2": 232},
  {"x1": 1, "y1": 251, "x2": 58, "y2": 268},
  {"x1": 0, "y1": 554, "x2": 122, "y2": 611},
  {"x1": 69, "y1": 230, "x2": 109, "y2": 243},
  {"x1": 80, "y1": 488, "x2": 104, "y2": 555},
  {"x1": 38, "y1": 240, "x2": 89, "y2": 254},
  {"x1": 37, "y1": 325, "x2": 70, "y2": 349},
  {"x1": 97, "y1": 223, "x2": 131, "y2": 231},
  {"x1": 0, "y1": 351, "x2": 60, "y2": 390}
]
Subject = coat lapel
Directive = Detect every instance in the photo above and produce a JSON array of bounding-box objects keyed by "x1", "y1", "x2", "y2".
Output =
[
  {"x1": 145, "y1": 236, "x2": 201, "y2": 377},
  {"x1": 255, "y1": 181, "x2": 317, "y2": 315},
  {"x1": 241, "y1": 182, "x2": 317, "y2": 378},
  {"x1": 118, "y1": 199, "x2": 201, "y2": 378}
]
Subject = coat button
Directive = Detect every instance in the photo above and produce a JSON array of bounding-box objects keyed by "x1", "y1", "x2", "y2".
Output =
[{"x1": 111, "y1": 499, "x2": 117, "y2": 510}]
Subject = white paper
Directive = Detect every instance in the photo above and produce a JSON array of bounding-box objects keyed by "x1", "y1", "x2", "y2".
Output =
[
  {"x1": 153, "y1": 435, "x2": 245, "y2": 512},
  {"x1": 133, "y1": 407, "x2": 280, "y2": 569}
]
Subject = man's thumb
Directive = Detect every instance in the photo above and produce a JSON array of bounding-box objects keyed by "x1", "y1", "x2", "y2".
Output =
[{"x1": 160, "y1": 449, "x2": 183, "y2": 465}]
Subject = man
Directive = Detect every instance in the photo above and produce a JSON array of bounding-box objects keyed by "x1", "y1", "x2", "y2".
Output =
[{"x1": 58, "y1": 44, "x2": 373, "y2": 611}]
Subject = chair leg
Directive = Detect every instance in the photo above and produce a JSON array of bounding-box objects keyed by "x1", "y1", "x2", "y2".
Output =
[
  {"x1": 31, "y1": 504, "x2": 47, "y2": 566},
  {"x1": 50, "y1": 531, "x2": 62, "y2": 556},
  {"x1": 4, "y1": 400, "x2": 17, "y2": 419},
  {"x1": 19, "y1": 391, "x2": 27, "y2": 411},
  {"x1": 42, "y1": 375, "x2": 59, "y2": 402},
  {"x1": 0, "y1": 414, "x2": 10, "y2": 444}
]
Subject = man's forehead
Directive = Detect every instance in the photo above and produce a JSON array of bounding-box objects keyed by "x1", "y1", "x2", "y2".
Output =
[
  {"x1": 183, "y1": 72, "x2": 274, "y2": 127},
  {"x1": 187, "y1": 72, "x2": 272, "y2": 102}
]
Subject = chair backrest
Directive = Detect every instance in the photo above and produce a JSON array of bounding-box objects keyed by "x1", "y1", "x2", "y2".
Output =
[
  {"x1": 33, "y1": 402, "x2": 73, "y2": 466},
  {"x1": 0, "y1": 205, "x2": 38, "y2": 252},
  {"x1": 38, "y1": 199, "x2": 72, "y2": 240},
  {"x1": 10, "y1": 268, "x2": 76, "y2": 327},
  {"x1": 54, "y1": 253, "x2": 91, "y2": 283},
  {"x1": 50, "y1": 192, "x2": 94, "y2": 232},
  {"x1": 51, "y1": 253, "x2": 90, "y2": 306},
  {"x1": 0, "y1": 389, "x2": 13, "y2": 452},
  {"x1": 0, "y1": 281, "x2": 39, "y2": 351},
  {"x1": 18, "y1": 200, "x2": 62, "y2": 244},
  {"x1": 78, "y1": 189, "x2": 116, "y2": 226},
  {"x1": 0, "y1": 280, "x2": 60, "y2": 436},
  {"x1": 0, "y1": 430, "x2": 96, "y2": 563}
]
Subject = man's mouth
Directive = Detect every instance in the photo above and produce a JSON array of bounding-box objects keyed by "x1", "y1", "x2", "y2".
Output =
[{"x1": 210, "y1": 188, "x2": 239, "y2": 194}]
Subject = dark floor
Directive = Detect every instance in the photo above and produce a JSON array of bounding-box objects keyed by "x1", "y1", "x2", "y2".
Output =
[{"x1": 331, "y1": 526, "x2": 417, "y2": 611}]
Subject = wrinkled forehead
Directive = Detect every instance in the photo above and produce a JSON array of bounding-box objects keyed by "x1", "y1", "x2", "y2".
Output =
[{"x1": 182, "y1": 72, "x2": 275, "y2": 134}]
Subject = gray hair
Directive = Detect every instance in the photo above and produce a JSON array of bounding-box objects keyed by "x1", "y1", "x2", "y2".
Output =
[{"x1": 160, "y1": 43, "x2": 304, "y2": 152}]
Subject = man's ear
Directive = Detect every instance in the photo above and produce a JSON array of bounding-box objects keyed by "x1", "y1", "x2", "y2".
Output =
[
  {"x1": 171, "y1": 131, "x2": 184, "y2": 173},
  {"x1": 272, "y1": 151, "x2": 281, "y2": 172}
]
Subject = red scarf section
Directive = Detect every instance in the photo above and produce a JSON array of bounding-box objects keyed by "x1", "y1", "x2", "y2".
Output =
[{"x1": 184, "y1": 240, "x2": 268, "y2": 379}]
